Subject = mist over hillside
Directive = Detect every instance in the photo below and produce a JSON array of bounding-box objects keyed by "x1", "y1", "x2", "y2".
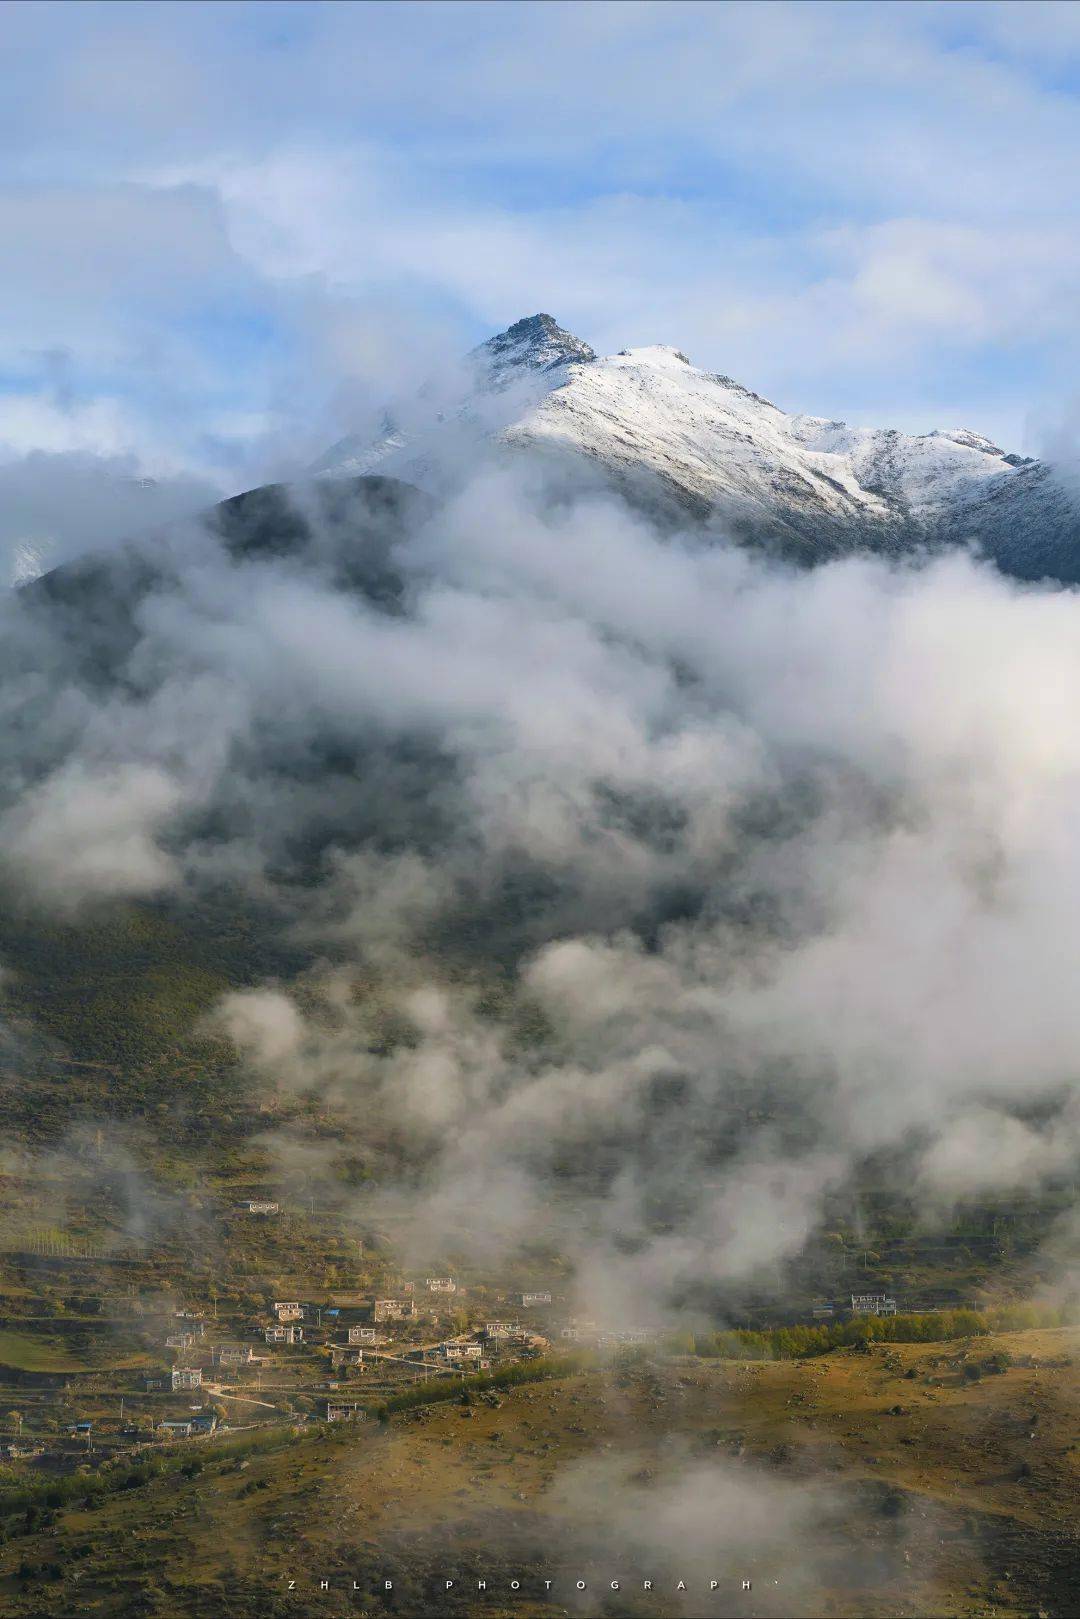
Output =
[
  {"x1": 12, "y1": 7, "x2": 1080, "y2": 1611},
  {"x1": 5, "y1": 324, "x2": 1080, "y2": 1332}
]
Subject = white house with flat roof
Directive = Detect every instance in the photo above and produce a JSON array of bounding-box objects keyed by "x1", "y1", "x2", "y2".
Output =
[
  {"x1": 265, "y1": 1323, "x2": 303, "y2": 1345},
  {"x1": 326, "y1": 1401, "x2": 367, "y2": 1423},
  {"x1": 214, "y1": 1343, "x2": 255, "y2": 1367},
  {"x1": 850, "y1": 1292, "x2": 897, "y2": 1317},
  {"x1": 372, "y1": 1298, "x2": 415, "y2": 1322},
  {"x1": 439, "y1": 1341, "x2": 482, "y2": 1362}
]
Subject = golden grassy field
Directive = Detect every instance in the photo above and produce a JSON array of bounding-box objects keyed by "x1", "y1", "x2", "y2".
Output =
[{"x1": 2, "y1": 1328, "x2": 1079, "y2": 1617}]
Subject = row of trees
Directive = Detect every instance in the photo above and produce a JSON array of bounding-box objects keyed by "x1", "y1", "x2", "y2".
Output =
[
  {"x1": 375, "y1": 1351, "x2": 593, "y2": 1417},
  {"x1": 666, "y1": 1300, "x2": 1080, "y2": 1361}
]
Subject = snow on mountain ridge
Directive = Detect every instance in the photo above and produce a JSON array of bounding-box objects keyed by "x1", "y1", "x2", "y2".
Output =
[
  {"x1": 924, "y1": 428, "x2": 1006, "y2": 456},
  {"x1": 312, "y1": 314, "x2": 1072, "y2": 575},
  {"x1": 505, "y1": 338, "x2": 1016, "y2": 529}
]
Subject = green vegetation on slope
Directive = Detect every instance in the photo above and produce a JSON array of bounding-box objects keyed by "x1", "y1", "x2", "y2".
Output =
[{"x1": 678, "y1": 1301, "x2": 1080, "y2": 1361}]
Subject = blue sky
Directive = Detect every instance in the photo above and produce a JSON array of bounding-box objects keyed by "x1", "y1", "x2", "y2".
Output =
[{"x1": 5, "y1": 0, "x2": 1080, "y2": 494}]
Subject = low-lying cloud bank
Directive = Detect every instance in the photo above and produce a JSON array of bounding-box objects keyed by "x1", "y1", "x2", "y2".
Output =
[{"x1": 5, "y1": 459, "x2": 1080, "y2": 1316}]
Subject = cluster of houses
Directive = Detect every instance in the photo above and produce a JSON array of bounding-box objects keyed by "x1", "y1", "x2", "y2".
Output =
[
  {"x1": 420, "y1": 1319, "x2": 548, "y2": 1368},
  {"x1": 34, "y1": 1273, "x2": 564, "y2": 1459},
  {"x1": 266, "y1": 1301, "x2": 305, "y2": 1345},
  {"x1": 145, "y1": 1274, "x2": 559, "y2": 1399}
]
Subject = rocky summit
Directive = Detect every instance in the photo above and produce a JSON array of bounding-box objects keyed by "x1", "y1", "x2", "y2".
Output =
[{"x1": 314, "y1": 314, "x2": 1080, "y2": 581}]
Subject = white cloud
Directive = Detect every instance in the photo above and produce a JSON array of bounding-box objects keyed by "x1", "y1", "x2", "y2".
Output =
[
  {"x1": 0, "y1": 761, "x2": 184, "y2": 906},
  {"x1": 4, "y1": 458, "x2": 1071, "y2": 1309},
  {"x1": 0, "y1": 1, "x2": 1077, "y2": 478}
]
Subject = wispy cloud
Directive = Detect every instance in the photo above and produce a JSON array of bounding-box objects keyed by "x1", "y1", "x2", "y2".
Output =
[{"x1": 2, "y1": 0, "x2": 1080, "y2": 506}]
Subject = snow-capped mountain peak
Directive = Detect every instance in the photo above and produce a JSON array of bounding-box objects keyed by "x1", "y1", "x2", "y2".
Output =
[
  {"x1": 309, "y1": 313, "x2": 594, "y2": 480},
  {"x1": 470, "y1": 312, "x2": 596, "y2": 383},
  {"x1": 312, "y1": 314, "x2": 1074, "y2": 579}
]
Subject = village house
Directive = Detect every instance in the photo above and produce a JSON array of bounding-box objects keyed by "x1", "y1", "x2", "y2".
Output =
[
  {"x1": 372, "y1": 1298, "x2": 415, "y2": 1323},
  {"x1": 214, "y1": 1342, "x2": 255, "y2": 1367},
  {"x1": 170, "y1": 1315, "x2": 207, "y2": 1339},
  {"x1": 438, "y1": 1341, "x2": 482, "y2": 1362},
  {"x1": 850, "y1": 1292, "x2": 897, "y2": 1317},
  {"x1": 273, "y1": 1301, "x2": 304, "y2": 1322},
  {"x1": 243, "y1": 1200, "x2": 280, "y2": 1215},
  {"x1": 482, "y1": 1321, "x2": 519, "y2": 1338},
  {"x1": 347, "y1": 1324, "x2": 378, "y2": 1344},
  {"x1": 144, "y1": 1374, "x2": 169, "y2": 1392},
  {"x1": 170, "y1": 1366, "x2": 203, "y2": 1391},
  {"x1": 159, "y1": 1420, "x2": 193, "y2": 1439},
  {"x1": 165, "y1": 1331, "x2": 195, "y2": 1350},
  {"x1": 516, "y1": 1292, "x2": 552, "y2": 1307},
  {"x1": 191, "y1": 1413, "x2": 218, "y2": 1434},
  {"x1": 265, "y1": 1323, "x2": 303, "y2": 1345},
  {"x1": 325, "y1": 1401, "x2": 367, "y2": 1423},
  {"x1": 425, "y1": 1277, "x2": 456, "y2": 1293},
  {"x1": 331, "y1": 1347, "x2": 364, "y2": 1368}
]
